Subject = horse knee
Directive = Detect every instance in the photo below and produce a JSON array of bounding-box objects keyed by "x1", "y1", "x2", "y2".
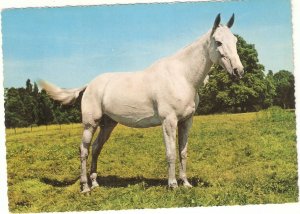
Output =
[
  {"x1": 80, "y1": 128, "x2": 96, "y2": 159},
  {"x1": 82, "y1": 128, "x2": 94, "y2": 143},
  {"x1": 166, "y1": 152, "x2": 176, "y2": 163},
  {"x1": 90, "y1": 172, "x2": 97, "y2": 180},
  {"x1": 80, "y1": 144, "x2": 89, "y2": 160},
  {"x1": 180, "y1": 149, "x2": 188, "y2": 160}
]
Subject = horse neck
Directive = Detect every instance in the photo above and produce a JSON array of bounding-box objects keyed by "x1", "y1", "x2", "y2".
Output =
[{"x1": 173, "y1": 32, "x2": 213, "y2": 89}]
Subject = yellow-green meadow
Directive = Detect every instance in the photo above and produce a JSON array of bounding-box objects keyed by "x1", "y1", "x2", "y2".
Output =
[{"x1": 5, "y1": 108, "x2": 298, "y2": 212}]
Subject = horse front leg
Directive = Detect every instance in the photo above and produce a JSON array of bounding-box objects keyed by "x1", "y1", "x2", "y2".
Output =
[
  {"x1": 162, "y1": 115, "x2": 178, "y2": 188},
  {"x1": 178, "y1": 117, "x2": 193, "y2": 187}
]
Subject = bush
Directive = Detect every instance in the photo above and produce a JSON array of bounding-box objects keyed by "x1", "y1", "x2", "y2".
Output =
[{"x1": 257, "y1": 106, "x2": 295, "y2": 123}]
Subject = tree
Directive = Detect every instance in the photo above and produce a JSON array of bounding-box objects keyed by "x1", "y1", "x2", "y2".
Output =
[
  {"x1": 19, "y1": 85, "x2": 39, "y2": 125},
  {"x1": 26, "y1": 79, "x2": 33, "y2": 93},
  {"x1": 197, "y1": 35, "x2": 275, "y2": 114},
  {"x1": 273, "y1": 70, "x2": 295, "y2": 109},
  {"x1": 4, "y1": 88, "x2": 28, "y2": 128},
  {"x1": 33, "y1": 82, "x2": 39, "y2": 97},
  {"x1": 262, "y1": 70, "x2": 276, "y2": 108},
  {"x1": 49, "y1": 91, "x2": 82, "y2": 125},
  {"x1": 37, "y1": 90, "x2": 54, "y2": 125}
]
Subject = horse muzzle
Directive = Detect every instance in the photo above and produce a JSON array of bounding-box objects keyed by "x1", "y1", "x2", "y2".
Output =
[
  {"x1": 233, "y1": 67, "x2": 244, "y2": 79},
  {"x1": 220, "y1": 57, "x2": 244, "y2": 79}
]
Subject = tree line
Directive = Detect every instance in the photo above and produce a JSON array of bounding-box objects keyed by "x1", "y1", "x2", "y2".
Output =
[
  {"x1": 4, "y1": 35, "x2": 295, "y2": 128},
  {"x1": 4, "y1": 80, "x2": 81, "y2": 128}
]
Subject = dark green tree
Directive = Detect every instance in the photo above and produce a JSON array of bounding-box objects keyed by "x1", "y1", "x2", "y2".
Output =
[
  {"x1": 26, "y1": 79, "x2": 33, "y2": 93},
  {"x1": 4, "y1": 88, "x2": 28, "y2": 128},
  {"x1": 263, "y1": 70, "x2": 276, "y2": 108},
  {"x1": 51, "y1": 97, "x2": 81, "y2": 125},
  {"x1": 37, "y1": 90, "x2": 55, "y2": 125},
  {"x1": 19, "y1": 82, "x2": 39, "y2": 125},
  {"x1": 273, "y1": 70, "x2": 295, "y2": 109},
  {"x1": 33, "y1": 82, "x2": 39, "y2": 97},
  {"x1": 197, "y1": 35, "x2": 275, "y2": 114}
]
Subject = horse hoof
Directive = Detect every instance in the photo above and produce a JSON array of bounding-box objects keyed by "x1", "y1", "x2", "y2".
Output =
[
  {"x1": 183, "y1": 182, "x2": 193, "y2": 188},
  {"x1": 91, "y1": 181, "x2": 99, "y2": 189},
  {"x1": 81, "y1": 188, "x2": 91, "y2": 194},
  {"x1": 168, "y1": 182, "x2": 178, "y2": 189},
  {"x1": 81, "y1": 183, "x2": 91, "y2": 194},
  {"x1": 179, "y1": 178, "x2": 193, "y2": 188}
]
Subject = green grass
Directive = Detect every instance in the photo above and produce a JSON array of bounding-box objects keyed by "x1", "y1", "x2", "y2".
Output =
[{"x1": 5, "y1": 109, "x2": 298, "y2": 212}]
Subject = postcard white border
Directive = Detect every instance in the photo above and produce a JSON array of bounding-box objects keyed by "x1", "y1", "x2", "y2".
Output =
[{"x1": 0, "y1": 0, "x2": 299, "y2": 214}]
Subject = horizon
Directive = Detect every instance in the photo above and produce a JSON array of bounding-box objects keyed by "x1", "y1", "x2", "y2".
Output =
[{"x1": 2, "y1": 0, "x2": 293, "y2": 88}]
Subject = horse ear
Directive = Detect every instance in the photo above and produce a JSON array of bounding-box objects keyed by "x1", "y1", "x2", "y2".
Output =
[
  {"x1": 227, "y1": 13, "x2": 235, "y2": 28},
  {"x1": 211, "y1": 13, "x2": 221, "y2": 35}
]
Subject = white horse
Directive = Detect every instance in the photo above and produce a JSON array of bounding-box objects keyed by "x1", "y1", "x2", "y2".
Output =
[{"x1": 40, "y1": 14, "x2": 244, "y2": 193}]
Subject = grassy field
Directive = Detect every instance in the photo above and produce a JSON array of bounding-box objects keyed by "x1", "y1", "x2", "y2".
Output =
[{"x1": 5, "y1": 108, "x2": 298, "y2": 212}]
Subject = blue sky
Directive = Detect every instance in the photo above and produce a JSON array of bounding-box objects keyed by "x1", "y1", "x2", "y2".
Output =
[{"x1": 2, "y1": 0, "x2": 293, "y2": 88}]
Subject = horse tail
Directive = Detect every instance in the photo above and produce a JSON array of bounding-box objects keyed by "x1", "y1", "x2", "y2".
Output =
[{"x1": 38, "y1": 80, "x2": 87, "y2": 105}]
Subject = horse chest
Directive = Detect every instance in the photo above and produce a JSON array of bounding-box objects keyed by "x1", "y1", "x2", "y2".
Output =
[{"x1": 157, "y1": 95, "x2": 196, "y2": 121}]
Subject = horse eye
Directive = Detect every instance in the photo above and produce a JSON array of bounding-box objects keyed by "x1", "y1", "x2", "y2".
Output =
[{"x1": 216, "y1": 41, "x2": 222, "y2": 46}]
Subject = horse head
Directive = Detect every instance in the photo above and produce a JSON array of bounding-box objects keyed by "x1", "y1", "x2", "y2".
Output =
[{"x1": 208, "y1": 13, "x2": 244, "y2": 78}]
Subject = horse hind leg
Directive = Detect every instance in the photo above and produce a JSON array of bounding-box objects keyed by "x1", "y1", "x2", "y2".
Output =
[
  {"x1": 80, "y1": 124, "x2": 97, "y2": 193},
  {"x1": 79, "y1": 92, "x2": 108, "y2": 193},
  {"x1": 90, "y1": 115, "x2": 117, "y2": 189}
]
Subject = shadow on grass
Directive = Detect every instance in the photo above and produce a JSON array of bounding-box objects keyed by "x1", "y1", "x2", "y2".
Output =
[
  {"x1": 96, "y1": 176, "x2": 211, "y2": 188},
  {"x1": 40, "y1": 177, "x2": 79, "y2": 187},
  {"x1": 40, "y1": 175, "x2": 211, "y2": 188}
]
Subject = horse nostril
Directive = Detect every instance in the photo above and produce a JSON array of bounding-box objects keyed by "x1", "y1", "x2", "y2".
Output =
[{"x1": 233, "y1": 68, "x2": 239, "y2": 76}]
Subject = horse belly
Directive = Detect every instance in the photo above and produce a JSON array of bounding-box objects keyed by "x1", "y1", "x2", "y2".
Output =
[
  {"x1": 107, "y1": 113, "x2": 161, "y2": 128},
  {"x1": 103, "y1": 97, "x2": 161, "y2": 128},
  {"x1": 104, "y1": 103, "x2": 161, "y2": 128},
  {"x1": 102, "y1": 72, "x2": 162, "y2": 128}
]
